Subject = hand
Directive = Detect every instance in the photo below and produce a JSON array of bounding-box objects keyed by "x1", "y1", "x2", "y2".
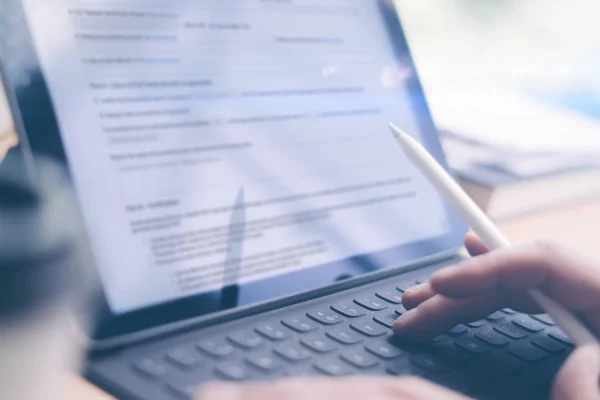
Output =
[
  {"x1": 0, "y1": 130, "x2": 18, "y2": 164},
  {"x1": 195, "y1": 377, "x2": 471, "y2": 400},
  {"x1": 551, "y1": 345, "x2": 600, "y2": 400},
  {"x1": 194, "y1": 233, "x2": 600, "y2": 400},
  {"x1": 393, "y1": 232, "x2": 600, "y2": 340},
  {"x1": 393, "y1": 232, "x2": 600, "y2": 400}
]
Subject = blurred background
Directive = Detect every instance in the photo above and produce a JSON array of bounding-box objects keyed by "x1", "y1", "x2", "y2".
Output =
[
  {"x1": 396, "y1": 0, "x2": 600, "y2": 219},
  {"x1": 398, "y1": 0, "x2": 600, "y2": 114},
  {"x1": 2, "y1": 0, "x2": 600, "y2": 217}
]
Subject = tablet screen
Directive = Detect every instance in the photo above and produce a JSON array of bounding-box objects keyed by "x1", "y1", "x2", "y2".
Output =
[{"x1": 6, "y1": 0, "x2": 463, "y2": 332}]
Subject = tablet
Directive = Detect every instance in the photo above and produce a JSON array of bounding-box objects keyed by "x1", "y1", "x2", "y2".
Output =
[{"x1": 0, "y1": 0, "x2": 466, "y2": 345}]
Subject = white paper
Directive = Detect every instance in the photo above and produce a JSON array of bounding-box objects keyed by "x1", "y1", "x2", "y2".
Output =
[{"x1": 431, "y1": 88, "x2": 600, "y2": 154}]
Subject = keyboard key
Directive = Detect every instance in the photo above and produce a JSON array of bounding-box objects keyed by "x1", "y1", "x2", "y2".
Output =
[
  {"x1": 331, "y1": 302, "x2": 367, "y2": 318},
  {"x1": 306, "y1": 308, "x2": 344, "y2": 325},
  {"x1": 512, "y1": 316, "x2": 545, "y2": 332},
  {"x1": 197, "y1": 339, "x2": 234, "y2": 358},
  {"x1": 509, "y1": 342, "x2": 548, "y2": 362},
  {"x1": 228, "y1": 331, "x2": 264, "y2": 349},
  {"x1": 281, "y1": 317, "x2": 319, "y2": 333},
  {"x1": 531, "y1": 336, "x2": 565, "y2": 353},
  {"x1": 486, "y1": 311, "x2": 505, "y2": 321},
  {"x1": 354, "y1": 295, "x2": 388, "y2": 311},
  {"x1": 246, "y1": 354, "x2": 282, "y2": 372},
  {"x1": 455, "y1": 337, "x2": 490, "y2": 354},
  {"x1": 287, "y1": 368, "x2": 318, "y2": 378},
  {"x1": 394, "y1": 306, "x2": 407, "y2": 316},
  {"x1": 430, "y1": 334, "x2": 448, "y2": 343},
  {"x1": 166, "y1": 347, "x2": 199, "y2": 369},
  {"x1": 501, "y1": 308, "x2": 517, "y2": 314},
  {"x1": 326, "y1": 328, "x2": 363, "y2": 345},
  {"x1": 215, "y1": 363, "x2": 250, "y2": 380},
  {"x1": 301, "y1": 335, "x2": 338, "y2": 353},
  {"x1": 274, "y1": 344, "x2": 312, "y2": 362},
  {"x1": 340, "y1": 350, "x2": 380, "y2": 368},
  {"x1": 410, "y1": 354, "x2": 449, "y2": 373},
  {"x1": 485, "y1": 352, "x2": 523, "y2": 374},
  {"x1": 166, "y1": 380, "x2": 200, "y2": 399},
  {"x1": 314, "y1": 360, "x2": 352, "y2": 376},
  {"x1": 386, "y1": 358, "x2": 417, "y2": 376},
  {"x1": 475, "y1": 330, "x2": 509, "y2": 347},
  {"x1": 494, "y1": 322, "x2": 528, "y2": 339},
  {"x1": 376, "y1": 290, "x2": 403, "y2": 304},
  {"x1": 132, "y1": 358, "x2": 167, "y2": 379},
  {"x1": 483, "y1": 379, "x2": 542, "y2": 399},
  {"x1": 467, "y1": 320, "x2": 487, "y2": 328},
  {"x1": 429, "y1": 369, "x2": 479, "y2": 394},
  {"x1": 460, "y1": 352, "x2": 523, "y2": 385},
  {"x1": 448, "y1": 325, "x2": 468, "y2": 336},
  {"x1": 373, "y1": 313, "x2": 399, "y2": 329},
  {"x1": 255, "y1": 369, "x2": 288, "y2": 381},
  {"x1": 549, "y1": 331, "x2": 574, "y2": 346},
  {"x1": 350, "y1": 321, "x2": 387, "y2": 337},
  {"x1": 256, "y1": 324, "x2": 289, "y2": 341},
  {"x1": 307, "y1": 308, "x2": 343, "y2": 325},
  {"x1": 396, "y1": 283, "x2": 413, "y2": 293},
  {"x1": 365, "y1": 343, "x2": 404, "y2": 359},
  {"x1": 531, "y1": 314, "x2": 556, "y2": 326},
  {"x1": 431, "y1": 344, "x2": 472, "y2": 365}
]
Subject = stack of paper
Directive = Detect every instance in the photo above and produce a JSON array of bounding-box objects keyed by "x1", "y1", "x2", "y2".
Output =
[
  {"x1": 429, "y1": 89, "x2": 600, "y2": 178},
  {"x1": 428, "y1": 88, "x2": 600, "y2": 219}
]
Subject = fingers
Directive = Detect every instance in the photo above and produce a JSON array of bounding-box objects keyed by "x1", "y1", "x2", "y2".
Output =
[
  {"x1": 399, "y1": 233, "x2": 494, "y2": 309},
  {"x1": 197, "y1": 379, "x2": 339, "y2": 400},
  {"x1": 402, "y1": 283, "x2": 436, "y2": 310},
  {"x1": 551, "y1": 345, "x2": 600, "y2": 400},
  {"x1": 464, "y1": 232, "x2": 489, "y2": 257},
  {"x1": 197, "y1": 383, "x2": 244, "y2": 400},
  {"x1": 429, "y1": 241, "x2": 600, "y2": 311},
  {"x1": 387, "y1": 377, "x2": 472, "y2": 400},
  {"x1": 196, "y1": 377, "x2": 472, "y2": 400},
  {"x1": 398, "y1": 282, "x2": 541, "y2": 340},
  {"x1": 394, "y1": 291, "x2": 505, "y2": 341},
  {"x1": 397, "y1": 235, "x2": 600, "y2": 341},
  {"x1": 430, "y1": 244, "x2": 550, "y2": 298}
]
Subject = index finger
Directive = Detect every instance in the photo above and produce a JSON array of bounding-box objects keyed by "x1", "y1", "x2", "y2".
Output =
[{"x1": 430, "y1": 241, "x2": 600, "y2": 311}]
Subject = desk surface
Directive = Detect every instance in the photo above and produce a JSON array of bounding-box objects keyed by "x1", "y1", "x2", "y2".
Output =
[{"x1": 68, "y1": 199, "x2": 600, "y2": 400}]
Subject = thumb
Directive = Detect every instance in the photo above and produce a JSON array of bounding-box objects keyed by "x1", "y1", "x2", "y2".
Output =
[{"x1": 552, "y1": 345, "x2": 600, "y2": 400}]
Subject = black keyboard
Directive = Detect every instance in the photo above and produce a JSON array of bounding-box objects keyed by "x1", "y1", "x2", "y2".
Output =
[{"x1": 88, "y1": 267, "x2": 573, "y2": 400}]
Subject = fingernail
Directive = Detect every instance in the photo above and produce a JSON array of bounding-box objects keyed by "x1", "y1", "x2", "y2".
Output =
[
  {"x1": 198, "y1": 384, "x2": 242, "y2": 400},
  {"x1": 403, "y1": 283, "x2": 426, "y2": 298},
  {"x1": 404, "y1": 285, "x2": 420, "y2": 295}
]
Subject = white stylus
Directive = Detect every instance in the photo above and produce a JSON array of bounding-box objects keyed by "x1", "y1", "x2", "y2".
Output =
[{"x1": 389, "y1": 123, "x2": 599, "y2": 347}]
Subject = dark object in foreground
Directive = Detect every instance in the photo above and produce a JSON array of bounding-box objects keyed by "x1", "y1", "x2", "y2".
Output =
[{"x1": 0, "y1": 156, "x2": 94, "y2": 399}]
